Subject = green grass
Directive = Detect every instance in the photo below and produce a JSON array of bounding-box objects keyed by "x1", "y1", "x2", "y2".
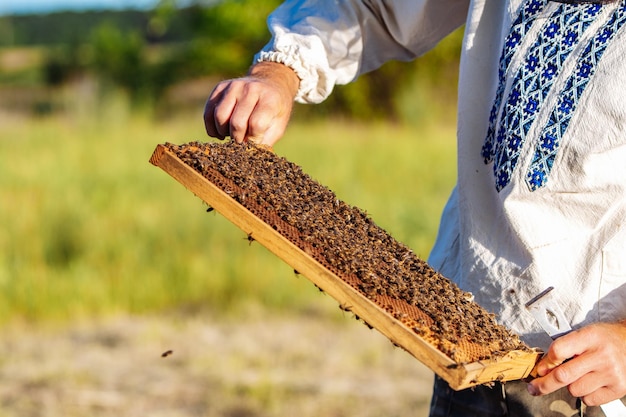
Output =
[{"x1": 0, "y1": 101, "x2": 457, "y2": 324}]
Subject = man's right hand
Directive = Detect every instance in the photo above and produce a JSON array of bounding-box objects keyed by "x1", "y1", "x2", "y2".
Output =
[{"x1": 204, "y1": 61, "x2": 300, "y2": 147}]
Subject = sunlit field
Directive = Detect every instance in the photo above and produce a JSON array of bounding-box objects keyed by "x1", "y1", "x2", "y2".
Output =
[
  {"x1": 0, "y1": 98, "x2": 457, "y2": 325},
  {"x1": 0, "y1": 4, "x2": 462, "y2": 414},
  {"x1": 0, "y1": 95, "x2": 456, "y2": 417}
]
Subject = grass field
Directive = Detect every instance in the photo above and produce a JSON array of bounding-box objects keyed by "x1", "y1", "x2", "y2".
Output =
[
  {"x1": 0, "y1": 97, "x2": 456, "y2": 417},
  {"x1": 0, "y1": 16, "x2": 460, "y2": 415},
  {"x1": 0, "y1": 99, "x2": 457, "y2": 325}
]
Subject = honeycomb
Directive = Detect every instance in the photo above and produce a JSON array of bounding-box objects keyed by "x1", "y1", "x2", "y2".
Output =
[{"x1": 163, "y1": 140, "x2": 530, "y2": 364}]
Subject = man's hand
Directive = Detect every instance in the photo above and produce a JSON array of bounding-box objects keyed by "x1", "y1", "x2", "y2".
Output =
[
  {"x1": 204, "y1": 61, "x2": 300, "y2": 147},
  {"x1": 527, "y1": 321, "x2": 626, "y2": 406}
]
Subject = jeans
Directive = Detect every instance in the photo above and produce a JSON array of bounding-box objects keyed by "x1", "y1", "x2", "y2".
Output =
[{"x1": 428, "y1": 376, "x2": 616, "y2": 417}]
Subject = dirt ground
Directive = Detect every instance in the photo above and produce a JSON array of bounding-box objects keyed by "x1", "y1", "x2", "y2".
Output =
[{"x1": 0, "y1": 308, "x2": 434, "y2": 417}]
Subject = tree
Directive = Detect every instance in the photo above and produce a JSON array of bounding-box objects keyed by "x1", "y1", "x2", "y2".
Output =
[{"x1": 89, "y1": 22, "x2": 148, "y2": 100}]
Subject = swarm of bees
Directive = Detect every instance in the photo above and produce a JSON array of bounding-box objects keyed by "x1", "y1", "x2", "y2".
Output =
[{"x1": 166, "y1": 140, "x2": 529, "y2": 362}]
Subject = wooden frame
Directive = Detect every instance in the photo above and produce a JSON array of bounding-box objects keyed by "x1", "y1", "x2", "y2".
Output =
[{"x1": 150, "y1": 144, "x2": 541, "y2": 390}]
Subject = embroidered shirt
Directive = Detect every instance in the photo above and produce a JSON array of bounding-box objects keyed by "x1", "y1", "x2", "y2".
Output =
[{"x1": 256, "y1": 0, "x2": 626, "y2": 349}]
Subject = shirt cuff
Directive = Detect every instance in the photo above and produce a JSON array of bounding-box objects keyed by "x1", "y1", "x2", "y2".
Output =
[{"x1": 254, "y1": 44, "x2": 335, "y2": 104}]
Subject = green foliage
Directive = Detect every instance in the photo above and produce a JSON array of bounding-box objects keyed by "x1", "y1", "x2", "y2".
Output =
[
  {"x1": 163, "y1": 0, "x2": 280, "y2": 78},
  {"x1": 41, "y1": 42, "x2": 86, "y2": 86},
  {"x1": 0, "y1": 11, "x2": 150, "y2": 47},
  {"x1": 89, "y1": 23, "x2": 148, "y2": 98},
  {"x1": 0, "y1": 1, "x2": 463, "y2": 119},
  {"x1": 317, "y1": 28, "x2": 464, "y2": 121}
]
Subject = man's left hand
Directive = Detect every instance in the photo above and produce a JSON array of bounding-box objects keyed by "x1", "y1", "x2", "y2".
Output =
[{"x1": 527, "y1": 321, "x2": 626, "y2": 406}]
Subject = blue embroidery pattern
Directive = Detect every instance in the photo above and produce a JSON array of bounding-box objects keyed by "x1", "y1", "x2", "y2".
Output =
[
  {"x1": 485, "y1": 3, "x2": 604, "y2": 191},
  {"x1": 480, "y1": 1, "x2": 626, "y2": 192},
  {"x1": 482, "y1": 0, "x2": 548, "y2": 164},
  {"x1": 526, "y1": 4, "x2": 626, "y2": 190}
]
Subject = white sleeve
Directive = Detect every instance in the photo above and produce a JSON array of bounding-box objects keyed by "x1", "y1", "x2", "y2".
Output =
[{"x1": 255, "y1": 0, "x2": 470, "y2": 103}]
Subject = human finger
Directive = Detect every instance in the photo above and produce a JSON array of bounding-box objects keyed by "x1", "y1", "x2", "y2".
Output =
[
  {"x1": 245, "y1": 90, "x2": 293, "y2": 146},
  {"x1": 582, "y1": 387, "x2": 625, "y2": 407},
  {"x1": 528, "y1": 354, "x2": 591, "y2": 396},
  {"x1": 204, "y1": 80, "x2": 242, "y2": 139},
  {"x1": 529, "y1": 323, "x2": 626, "y2": 399},
  {"x1": 567, "y1": 370, "x2": 608, "y2": 400},
  {"x1": 527, "y1": 328, "x2": 594, "y2": 396},
  {"x1": 535, "y1": 330, "x2": 586, "y2": 376},
  {"x1": 228, "y1": 89, "x2": 264, "y2": 143},
  {"x1": 254, "y1": 117, "x2": 288, "y2": 147}
]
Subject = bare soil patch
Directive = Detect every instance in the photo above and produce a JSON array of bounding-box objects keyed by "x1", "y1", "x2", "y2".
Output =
[{"x1": 0, "y1": 310, "x2": 434, "y2": 417}]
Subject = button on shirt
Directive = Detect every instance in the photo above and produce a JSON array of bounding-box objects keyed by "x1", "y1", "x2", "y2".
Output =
[{"x1": 256, "y1": 0, "x2": 626, "y2": 349}]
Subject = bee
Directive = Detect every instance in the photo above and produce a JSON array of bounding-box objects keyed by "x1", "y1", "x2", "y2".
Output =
[{"x1": 338, "y1": 303, "x2": 353, "y2": 313}]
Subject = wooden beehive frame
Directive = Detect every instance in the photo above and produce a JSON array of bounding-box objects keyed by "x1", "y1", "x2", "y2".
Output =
[{"x1": 149, "y1": 144, "x2": 541, "y2": 390}]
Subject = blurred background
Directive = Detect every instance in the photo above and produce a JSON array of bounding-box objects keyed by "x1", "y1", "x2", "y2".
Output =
[{"x1": 0, "y1": 1, "x2": 461, "y2": 415}]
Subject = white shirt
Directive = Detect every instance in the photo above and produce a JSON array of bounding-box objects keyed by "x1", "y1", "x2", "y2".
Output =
[{"x1": 256, "y1": 0, "x2": 626, "y2": 349}]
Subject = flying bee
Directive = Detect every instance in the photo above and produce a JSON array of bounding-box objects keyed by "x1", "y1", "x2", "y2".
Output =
[{"x1": 338, "y1": 303, "x2": 353, "y2": 313}]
